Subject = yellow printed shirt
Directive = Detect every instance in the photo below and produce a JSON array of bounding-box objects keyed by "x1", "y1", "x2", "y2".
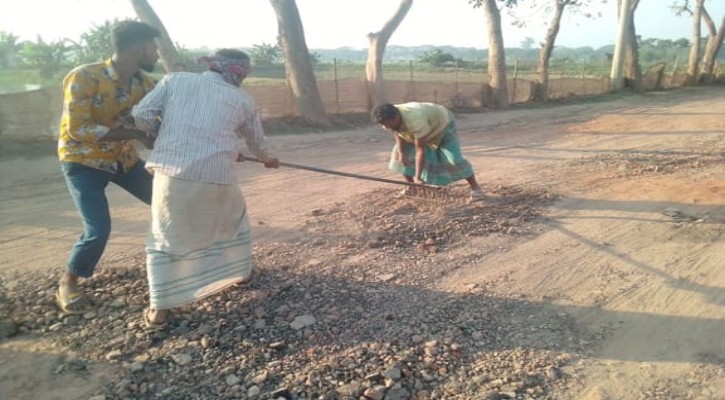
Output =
[
  {"x1": 394, "y1": 102, "x2": 453, "y2": 149},
  {"x1": 58, "y1": 59, "x2": 157, "y2": 173}
]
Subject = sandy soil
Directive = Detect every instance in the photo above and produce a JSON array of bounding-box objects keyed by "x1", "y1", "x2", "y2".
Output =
[{"x1": 1, "y1": 86, "x2": 723, "y2": 399}]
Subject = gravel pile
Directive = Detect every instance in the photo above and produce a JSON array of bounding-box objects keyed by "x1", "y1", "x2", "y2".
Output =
[
  {"x1": 0, "y1": 184, "x2": 596, "y2": 400},
  {"x1": 305, "y1": 185, "x2": 558, "y2": 252}
]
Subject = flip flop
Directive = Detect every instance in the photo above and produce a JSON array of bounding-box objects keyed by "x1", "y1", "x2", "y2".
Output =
[
  {"x1": 55, "y1": 289, "x2": 89, "y2": 315},
  {"x1": 469, "y1": 189, "x2": 485, "y2": 203},
  {"x1": 143, "y1": 308, "x2": 167, "y2": 331}
]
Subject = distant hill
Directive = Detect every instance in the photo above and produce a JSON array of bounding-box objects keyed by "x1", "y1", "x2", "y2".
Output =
[{"x1": 228, "y1": 42, "x2": 710, "y2": 66}]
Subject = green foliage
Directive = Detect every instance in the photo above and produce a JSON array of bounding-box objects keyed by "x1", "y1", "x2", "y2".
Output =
[
  {"x1": 673, "y1": 38, "x2": 689, "y2": 49},
  {"x1": 418, "y1": 49, "x2": 457, "y2": 66},
  {"x1": 520, "y1": 37, "x2": 536, "y2": 50},
  {"x1": 71, "y1": 20, "x2": 118, "y2": 64},
  {"x1": 175, "y1": 43, "x2": 203, "y2": 71},
  {"x1": 20, "y1": 36, "x2": 71, "y2": 79},
  {"x1": 250, "y1": 43, "x2": 281, "y2": 65},
  {"x1": 309, "y1": 51, "x2": 321, "y2": 66},
  {"x1": 0, "y1": 31, "x2": 22, "y2": 69},
  {"x1": 249, "y1": 42, "x2": 320, "y2": 66},
  {"x1": 637, "y1": 37, "x2": 692, "y2": 64}
]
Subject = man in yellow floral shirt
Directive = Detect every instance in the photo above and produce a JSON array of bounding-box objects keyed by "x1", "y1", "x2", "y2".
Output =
[{"x1": 56, "y1": 20, "x2": 160, "y2": 314}]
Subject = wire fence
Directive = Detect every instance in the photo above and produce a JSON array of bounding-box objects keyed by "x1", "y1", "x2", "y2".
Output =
[{"x1": 0, "y1": 58, "x2": 721, "y2": 139}]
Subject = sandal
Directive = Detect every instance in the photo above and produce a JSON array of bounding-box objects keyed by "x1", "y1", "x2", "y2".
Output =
[
  {"x1": 55, "y1": 289, "x2": 89, "y2": 315},
  {"x1": 143, "y1": 308, "x2": 167, "y2": 331},
  {"x1": 469, "y1": 189, "x2": 485, "y2": 202}
]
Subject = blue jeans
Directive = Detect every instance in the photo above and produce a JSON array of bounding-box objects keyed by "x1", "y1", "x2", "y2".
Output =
[{"x1": 61, "y1": 161, "x2": 152, "y2": 278}]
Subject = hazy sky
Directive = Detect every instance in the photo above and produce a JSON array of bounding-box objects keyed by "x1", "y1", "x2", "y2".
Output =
[{"x1": 2, "y1": 0, "x2": 724, "y2": 50}]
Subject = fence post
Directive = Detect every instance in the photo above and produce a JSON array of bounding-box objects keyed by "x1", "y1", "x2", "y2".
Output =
[
  {"x1": 409, "y1": 60, "x2": 414, "y2": 100},
  {"x1": 334, "y1": 58, "x2": 340, "y2": 113},
  {"x1": 455, "y1": 59, "x2": 459, "y2": 95},
  {"x1": 511, "y1": 58, "x2": 519, "y2": 103}
]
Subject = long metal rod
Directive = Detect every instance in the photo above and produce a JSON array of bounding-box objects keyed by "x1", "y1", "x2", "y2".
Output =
[{"x1": 242, "y1": 155, "x2": 440, "y2": 188}]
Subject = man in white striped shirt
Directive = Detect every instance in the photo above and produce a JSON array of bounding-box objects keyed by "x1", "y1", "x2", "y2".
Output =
[{"x1": 132, "y1": 49, "x2": 279, "y2": 329}]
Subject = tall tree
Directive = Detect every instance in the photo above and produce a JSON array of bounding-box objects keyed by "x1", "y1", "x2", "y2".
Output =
[
  {"x1": 365, "y1": 0, "x2": 413, "y2": 105},
  {"x1": 536, "y1": 1, "x2": 569, "y2": 101},
  {"x1": 610, "y1": 0, "x2": 640, "y2": 91},
  {"x1": 129, "y1": 0, "x2": 185, "y2": 72},
  {"x1": 471, "y1": 0, "x2": 511, "y2": 108},
  {"x1": 699, "y1": 8, "x2": 725, "y2": 83},
  {"x1": 673, "y1": 1, "x2": 725, "y2": 84},
  {"x1": 509, "y1": 1, "x2": 606, "y2": 100},
  {"x1": 621, "y1": 0, "x2": 641, "y2": 91},
  {"x1": 270, "y1": 0, "x2": 331, "y2": 127},
  {"x1": 686, "y1": 0, "x2": 705, "y2": 84},
  {"x1": 537, "y1": 1, "x2": 583, "y2": 100}
]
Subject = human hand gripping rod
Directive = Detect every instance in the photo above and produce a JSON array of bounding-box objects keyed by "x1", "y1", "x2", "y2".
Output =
[
  {"x1": 150, "y1": 115, "x2": 435, "y2": 189},
  {"x1": 241, "y1": 155, "x2": 441, "y2": 189}
]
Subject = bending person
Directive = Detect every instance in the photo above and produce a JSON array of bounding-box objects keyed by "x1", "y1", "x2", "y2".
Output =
[{"x1": 371, "y1": 102, "x2": 484, "y2": 201}]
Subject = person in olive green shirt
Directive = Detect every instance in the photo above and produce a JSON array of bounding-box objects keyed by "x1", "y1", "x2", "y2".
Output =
[
  {"x1": 371, "y1": 102, "x2": 484, "y2": 201},
  {"x1": 56, "y1": 20, "x2": 160, "y2": 314}
]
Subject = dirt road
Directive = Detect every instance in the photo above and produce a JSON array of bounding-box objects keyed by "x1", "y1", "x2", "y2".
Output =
[{"x1": 1, "y1": 87, "x2": 723, "y2": 399}]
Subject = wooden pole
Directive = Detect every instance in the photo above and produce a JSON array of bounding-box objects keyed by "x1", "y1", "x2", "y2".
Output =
[
  {"x1": 242, "y1": 156, "x2": 442, "y2": 188},
  {"x1": 512, "y1": 58, "x2": 519, "y2": 103},
  {"x1": 334, "y1": 58, "x2": 340, "y2": 113},
  {"x1": 409, "y1": 60, "x2": 415, "y2": 100}
]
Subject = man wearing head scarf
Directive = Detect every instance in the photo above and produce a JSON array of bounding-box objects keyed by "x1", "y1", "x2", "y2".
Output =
[{"x1": 131, "y1": 49, "x2": 279, "y2": 329}]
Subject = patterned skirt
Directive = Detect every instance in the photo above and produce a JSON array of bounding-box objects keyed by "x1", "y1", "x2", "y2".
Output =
[
  {"x1": 145, "y1": 174, "x2": 253, "y2": 310},
  {"x1": 388, "y1": 121, "x2": 473, "y2": 186}
]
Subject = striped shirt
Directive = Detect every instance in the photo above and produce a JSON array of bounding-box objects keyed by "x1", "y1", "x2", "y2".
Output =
[{"x1": 132, "y1": 71, "x2": 274, "y2": 184}]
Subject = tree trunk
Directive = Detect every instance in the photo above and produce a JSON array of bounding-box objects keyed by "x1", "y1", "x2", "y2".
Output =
[
  {"x1": 622, "y1": 0, "x2": 642, "y2": 92},
  {"x1": 365, "y1": 0, "x2": 413, "y2": 106},
  {"x1": 611, "y1": 0, "x2": 640, "y2": 91},
  {"x1": 270, "y1": 0, "x2": 331, "y2": 127},
  {"x1": 536, "y1": 0, "x2": 567, "y2": 102},
  {"x1": 686, "y1": 0, "x2": 704, "y2": 85},
  {"x1": 610, "y1": 0, "x2": 632, "y2": 90},
  {"x1": 699, "y1": 9, "x2": 725, "y2": 84},
  {"x1": 482, "y1": 0, "x2": 509, "y2": 108},
  {"x1": 129, "y1": 0, "x2": 184, "y2": 72}
]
